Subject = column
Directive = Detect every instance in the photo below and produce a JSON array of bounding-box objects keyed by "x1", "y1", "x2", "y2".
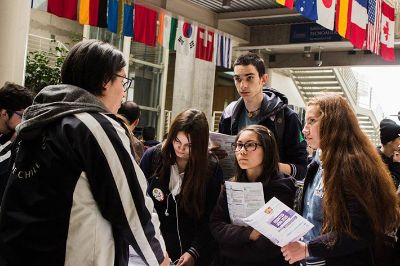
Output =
[{"x1": 0, "y1": 0, "x2": 31, "y2": 86}]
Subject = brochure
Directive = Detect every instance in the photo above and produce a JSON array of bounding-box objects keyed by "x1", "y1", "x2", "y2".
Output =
[
  {"x1": 209, "y1": 131, "x2": 236, "y2": 180},
  {"x1": 243, "y1": 196, "x2": 314, "y2": 247},
  {"x1": 225, "y1": 181, "x2": 265, "y2": 226}
]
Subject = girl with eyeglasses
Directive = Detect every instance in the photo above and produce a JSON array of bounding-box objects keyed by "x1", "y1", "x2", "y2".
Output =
[
  {"x1": 210, "y1": 124, "x2": 296, "y2": 266},
  {"x1": 140, "y1": 109, "x2": 223, "y2": 266}
]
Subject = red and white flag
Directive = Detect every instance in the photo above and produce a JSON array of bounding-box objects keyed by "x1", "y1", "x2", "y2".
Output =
[
  {"x1": 380, "y1": 1, "x2": 395, "y2": 61},
  {"x1": 196, "y1": 27, "x2": 214, "y2": 62},
  {"x1": 349, "y1": 0, "x2": 368, "y2": 48},
  {"x1": 317, "y1": 0, "x2": 336, "y2": 30},
  {"x1": 366, "y1": 0, "x2": 382, "y2": 54}
]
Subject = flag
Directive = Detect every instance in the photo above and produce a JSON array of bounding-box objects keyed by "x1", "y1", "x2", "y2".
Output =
[
  {"x1": 88, "y1": 0, "x2": 99, "y2": 26},
  {"x1": 169, "y1": 17, "x2": 178, "y2": 50},
  {"x1": 196, "y1": 27, "x2": 214, "y2": 62},
  {"x1": 380, "y1": 1, "x2": 395, "y2": 61},
  {"x1": 96, "y1": 0, "x2": 107, "y2": 28},
  {"x1": 48, "y1": 0, "x2": 78, "y2": 20},
  {"x1": 123, "y1": 1, "x2": 134, "y2": 37},
  {"x1": 349, "y1": 0, "x2": 368, "y2": 48},
  {"x1": 295, "y1": 0, "x2": 318, "y2": 20},
  {"x1": 79, "y1": 0, "x2": 90, "y2": 25},
  {"x1": 157, "y1": 11, "x2": 166, "y2": 47},
  {"x1": 276, "y1": 0, "x2": 294, "y2": 9},
  {"x1": 215, "y1": 33, "x2": 232, "y2": 68},
  {"x1": 366, "y1": 0, "x2": 382, "y2": 54},
  {"x1": 335, "y1": 0, "x2": 352, "y2": 38},
  {"x1": 316, "y1": 0, "x2": 336, "y2": 30},
  {"x1": 175, "y1": 18, "x2": 197, "y2": 56},
  {"x1": 117, "y1": 0, "x2": 124, "y2": 34},
  {"x1": 134, "y1": 4, "x2": 158, "y2": 46},
  {"x1": 108, "y1": 0, "x2": 118, "y2": 33}
]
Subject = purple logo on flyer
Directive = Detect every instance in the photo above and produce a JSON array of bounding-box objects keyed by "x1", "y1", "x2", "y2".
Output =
[{"x1": 270, "y1": 209, "x2": 295, "y2": 228}]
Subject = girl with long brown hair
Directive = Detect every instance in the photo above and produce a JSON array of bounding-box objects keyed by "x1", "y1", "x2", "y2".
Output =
[
  {"x1": 140, "y1": 109, "x2": 223, "y2": 266},
  {"x1": 210, "y1": 125, "x2": 296, "y2": 266},
  {"x1": 281, "y1": 94, "x2": 400, "y2": 265}
]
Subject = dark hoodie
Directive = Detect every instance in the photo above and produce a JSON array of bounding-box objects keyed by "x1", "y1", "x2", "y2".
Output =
[
  {"x1": 219, "y1": 88, "x2": 308, "y2": 180},
  {"x1": 0, "y1": 85, "x2": 166, "y2": 266}
]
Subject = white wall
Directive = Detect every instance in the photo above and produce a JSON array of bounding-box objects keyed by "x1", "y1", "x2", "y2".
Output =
[{"x1": 269, "y1": 70, "x2": 305, "y2": 108}]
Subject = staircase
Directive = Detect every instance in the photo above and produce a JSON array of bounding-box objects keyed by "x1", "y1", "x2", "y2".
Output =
[{"x1": 290, "y1": 67, "x2": 382, "y2": 146}]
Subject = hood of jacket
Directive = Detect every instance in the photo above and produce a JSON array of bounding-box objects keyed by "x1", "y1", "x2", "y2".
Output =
[{"x1": 16, "y1": 84, "x2": 109, "y2": 140}]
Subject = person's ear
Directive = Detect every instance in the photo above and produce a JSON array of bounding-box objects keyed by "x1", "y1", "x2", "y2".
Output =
[
  {"x1": 261, "y1": 74, "x2": 268, "y2": 85},
  {"x1": 0, "y1": 109, "x2": 8, "y2": 118},
  {"x1": 133, "y1": 118, "x2": 140, "y2": 128}
]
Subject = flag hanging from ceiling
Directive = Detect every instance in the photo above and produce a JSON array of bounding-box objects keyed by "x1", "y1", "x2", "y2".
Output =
[
  {"x1": 196, "y1": 27, "x2": 214, "y2": 62},
  {"x1": 108, "y1": 0, "x2": 118, "y2": 33},
  {"x1": 316, "y1": 0, "x2": 336, "y2": 30},
  {"x1": 335, "y1": 0, "x2": 352, "y2": 38},
  {"x1": 79, "y1": 0, "x2": 90, "y2": 25},
  {"x1": 157, "y1": 11, "x2": 167, "y2": 47},
  {"x1": 48, "y1": 0, "x2": 78, "y2": 20},
  {"x1": 88, "y1": 0, "x2": 99, "y2": 26},
  {"x1": 366, "y1": 0, "x2": 382, "y2": 54},
  {"x1": 295, "y1": 0, "x2": 317, "y2": 20},
  {"x1": 215, "y1": 32, "x2": 232, "y2": 68},
  {"x1": 175, "y1": 18, "x2": 197, "y2": 56},
  {"x1": 380, "y1": 0, "x2": 395, "y2": 61},
  {"x1": 96, "y1": 0, "x2": 107, "y2": 28},
  {"x1": 117, "y1": 0, "x2": 124, "y2": 34},
  {"x1": 349, "y1": 0, "x2": 368, "y2": 48},
  {"x1": 123, "y1": 1, "x2": 134, "y2": 37},
  {"x1": 169, "y1": 17, "x2": 178, "y2": 51},
  {"x1": 276, "y1": 0, "x2": 294, "y2": 9},
  {"x1": 134, "y1": 4, "x2": 158, "y2": 46}
]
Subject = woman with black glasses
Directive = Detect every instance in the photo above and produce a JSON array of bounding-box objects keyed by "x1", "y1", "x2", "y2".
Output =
[{"x1": 210, "y1": 124, "x2": 296, "y2": 266}]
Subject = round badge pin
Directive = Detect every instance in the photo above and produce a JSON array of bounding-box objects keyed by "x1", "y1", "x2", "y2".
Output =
[{"x1": 152, "y1": 188, "x2": 164, "y2": 202}]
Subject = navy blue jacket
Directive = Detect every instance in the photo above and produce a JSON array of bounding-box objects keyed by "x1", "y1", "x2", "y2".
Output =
[{"x1": 219, "y1": 89, "x2": 308, "y2": 180}]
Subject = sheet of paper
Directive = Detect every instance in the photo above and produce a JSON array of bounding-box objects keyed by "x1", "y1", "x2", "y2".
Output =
[
  {"x1": 225, "y1": 181, "x2": 265, "y2": 226},
  {"x1": 209, "y1": 131, "x2": 237, "y2": 180},
  {"x1": 243, "y1": 197, "x2": 314, "y2": 247}
]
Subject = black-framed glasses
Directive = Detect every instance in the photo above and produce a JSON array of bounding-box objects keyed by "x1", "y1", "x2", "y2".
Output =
[
  {"x1": 231, "y1": 142, "x2": 262, "y2": 152},
  {"x1": 114, "y1": 74, "x2": 133, "y2": 91}
]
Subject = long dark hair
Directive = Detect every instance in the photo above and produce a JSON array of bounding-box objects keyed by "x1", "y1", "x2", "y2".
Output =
[
  {"x1": 308, "y1": 95, "x2": 400, "y2": 239},
  {"x1": 233, "y1": 125, "x2": 280, "y2": 184},
  {"x1": 157, "y1": 109, "x2": 209, "y2": 218}
]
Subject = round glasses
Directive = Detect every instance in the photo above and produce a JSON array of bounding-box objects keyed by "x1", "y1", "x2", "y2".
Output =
[
  {"x1": 231, "y1": 142, "x2": 262, "y2": 152},
  {"x1": 114, "y1": 74, "x2": 133, "y2": 92}
]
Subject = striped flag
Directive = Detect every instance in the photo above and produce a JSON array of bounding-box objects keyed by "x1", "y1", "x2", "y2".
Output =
[
  {"x1": 380, "y1": 1, "x2": 395, "y2": 61},
  {"x1": 335, "y1": 0, "x2": 352, "y2": 38},
  {"x1": 276, "y1": 0, "x2": 294, "y2": 9},
  {"x1": 349, "y1": 0, "x2": 368, "y2": 48},
  {"x1": 215, "y1": 32, "x2": 232, "y2": 69},
  {"x1": 169, "y1": 17, "x2": 178, "y2": 51},
  {"x1": 366, "y1": 0, "x2": 382, "y2": 54}
]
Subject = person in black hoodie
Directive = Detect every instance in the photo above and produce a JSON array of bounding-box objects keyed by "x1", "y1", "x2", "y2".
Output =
[
  {"x1": 140, "y1": 109, "x2": 223, "y2": 266},
  {"x1": 218, "y1": 53, "x2": 307, "y2": 180},
  {"x1": 210, "y1": 124, "x2": 296, "y2": 266}
]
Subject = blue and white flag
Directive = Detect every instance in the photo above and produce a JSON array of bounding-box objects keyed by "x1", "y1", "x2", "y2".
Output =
[{"x1": 296, "y1": 0, "x2": 318, "y2": 21}]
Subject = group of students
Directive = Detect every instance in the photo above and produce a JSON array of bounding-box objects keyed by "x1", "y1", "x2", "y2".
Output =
[{"x1": 0, "y1": 39, "x2": 398, "y2": 266}]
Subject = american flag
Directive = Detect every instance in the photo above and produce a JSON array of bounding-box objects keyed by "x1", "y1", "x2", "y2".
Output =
[{"x1": 366, "y1": 0, "x2": 382, "y2": 54}]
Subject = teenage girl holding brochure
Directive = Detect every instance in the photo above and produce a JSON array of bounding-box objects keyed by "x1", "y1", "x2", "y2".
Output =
[{"x1": 210, "y1": 125, "x2": 297, "y2": 266}]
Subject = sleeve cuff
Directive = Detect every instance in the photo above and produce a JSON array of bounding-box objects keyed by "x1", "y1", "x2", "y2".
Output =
[{"x1": 187, "y1": 247, "x2": 200, "y2": 260}]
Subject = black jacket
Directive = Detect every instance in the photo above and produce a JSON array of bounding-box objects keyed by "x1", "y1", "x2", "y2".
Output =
[
  {"x1": 140, "y1": 145, "x2": 224, "y2": 265},
  {"x1": 210, "y1": 172, "x2": 296, "y2": 266},
  {"x1": 377, "y1": 147, "x2": 400, "y2": 189},
  {"x1": 219, "y1": 88, "x2": 308, "y2": 180},
  {"x1": 0, "y1": 85, "x2": 166, "y2": 266},
  {"x1": 299, "y1": 157, "x2": 377, "y2": 266}
]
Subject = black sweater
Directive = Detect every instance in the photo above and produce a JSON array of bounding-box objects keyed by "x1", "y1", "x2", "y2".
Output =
[{"x1": 210, "y1": 172, "x2": 296, "y2": 266}]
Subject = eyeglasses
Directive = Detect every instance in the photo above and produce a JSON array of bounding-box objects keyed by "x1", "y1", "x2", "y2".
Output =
[
  {"x1": 114, "y1": 74, "x2": 133, "y2": 92},
  {"x1": 231, "y1": 142, "x2": 262, "y2": 152}
]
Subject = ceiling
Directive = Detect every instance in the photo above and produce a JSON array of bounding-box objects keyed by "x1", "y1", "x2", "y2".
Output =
[{"x1": 188, "y1": 0, "x2": 400, "y2": 55}]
